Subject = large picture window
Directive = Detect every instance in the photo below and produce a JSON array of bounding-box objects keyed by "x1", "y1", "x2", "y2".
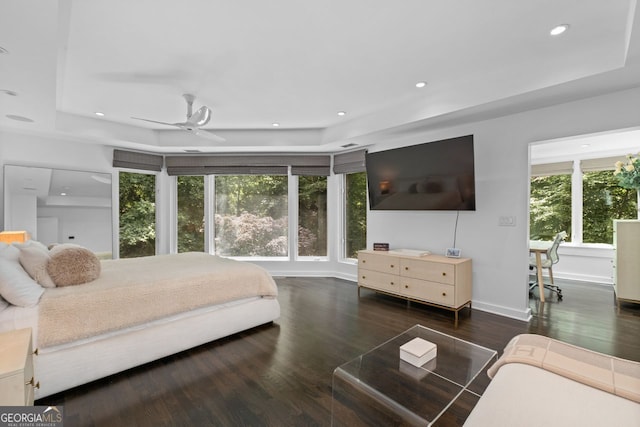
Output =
[
  {"x1": 214, "y1": 175, "x2": 288, "y2": 257},
  {"x1": 345, "y1": 172, "x2": 367, "y2": 258},
  {"x1": 529, "y1": 174, "x2": 572, "y2": 241},
  {"x1": 177, "y1": 175, "x2": 205, "y2": 252},
  {"x1": 118, "y1": 171, "x2": 156, "y2": 258},
  {"x1": 298, "y1": 176, "x2": 327, "y2": 257},
  {"x1": 531, "y1": 156, "x2": 638, "y2": 245},
  {"x1": 582, "y1": 170, "x2": 637, "y2": 244}
]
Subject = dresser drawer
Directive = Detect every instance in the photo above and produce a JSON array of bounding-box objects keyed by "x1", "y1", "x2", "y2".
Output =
[
  {"x1": 359, "y1": 252, "x2": 400, "y2": 275},
  {"x1": 359, "y1": 270, "x2": 401, "y2": 293},
  {"x1": 400, "y1": 258, "x2": 455, "y2": 285},
  {"x1": 400, "y1": 277, "x2": 455, "y2": 307}
]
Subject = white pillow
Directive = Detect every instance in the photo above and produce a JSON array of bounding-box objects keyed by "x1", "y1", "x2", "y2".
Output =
[
  {"x1": 0, "y1": 257, "x2": 44, "y2": 307},
  {"x1": 19, "y1": 246, "x2": 56, "y2": 288},
  {"x1": 0, "y1": 243, "x2": 20, "y2": 262},
  {"x1": 13, "y1": 240, "x2": 49, "y2": 252}
]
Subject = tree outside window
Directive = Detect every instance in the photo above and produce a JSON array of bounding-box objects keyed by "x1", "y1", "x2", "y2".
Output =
[
  {"x1": 298, "y1": 176, "x2": 327, "y2": 257},
  {"x1": 214, "y1": 175, "x2": 288, "y2": 256},
  {"x1": 345, "y1": 172, "x2": 367, "y2": 258},
  {"x1": 119, "y1": 171, "x2": 156, "y2": 258},
  {"x1": 583, "y1": 170, "x2": 637, "y2": 244},
  {"x1": 529, "y1": 174, "x2": 572, "y2": 242},
  {"x1": 177, "y1": 176, "x2": 205, "y2": 252}
]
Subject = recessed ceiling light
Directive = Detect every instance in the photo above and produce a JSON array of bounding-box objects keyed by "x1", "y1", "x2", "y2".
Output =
[
  {"x1": 1, "y1": 89, "x2": 18, "y2": 96},
  {"x1": 6, "y1": 114, "x2": 34, "y2": 123},
  {"x1": 60, "y1": 192, "x2": 67, "y2": 196},
  {"x1": 94, "y1": 112, "x2": 105, "y2": 117},
  {"x1": 272, "y1": 122, "x2": 280, "y2": 127},
  {"x1": 415, "y1": 81, "x2": 427, "y2": 88},
  {"x1": 550, "y1": 24, "x2": 569, "y2": 36},
  {"x1": 337, "y1": 111, "x2": 346, "y2": 116},
  {"x1": 0, "y1": 46, "x2": 8, "y2": 54},
  {"x1": 581, "y1": 144, "x2": 591, "y2": 148}
]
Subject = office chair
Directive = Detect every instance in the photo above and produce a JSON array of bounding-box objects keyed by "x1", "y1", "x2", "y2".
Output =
[{"x1": 529, "y1": 231, "x2": 567, "y2": 300}]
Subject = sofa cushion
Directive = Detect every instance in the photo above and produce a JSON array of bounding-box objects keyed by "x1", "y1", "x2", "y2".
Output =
[
  {"x1": 463, "y1": 363, "x2": 640, "y2": 426},
  {"x1": 47, "y1": 244, "x2": 101, "y2": 287}
]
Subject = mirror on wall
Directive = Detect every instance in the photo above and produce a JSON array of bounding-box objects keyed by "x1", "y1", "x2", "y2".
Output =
[{"x1": 3, "y1": 165, "x2": 113, "y2": 258}]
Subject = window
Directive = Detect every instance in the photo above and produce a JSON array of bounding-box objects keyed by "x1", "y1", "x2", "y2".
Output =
[
  {"x1": 531, "y1": 156, "x2": 638, "y2": 245},
  {"x1": 345, "y1": 172, "x2": 367, "y2": 258},
  {"x1": 118, "y1": 171, "x2": 156, "y2": 258},
  {"x1": 214, "y1": 175, "x2": 288, "y2": 257},
  {"x1": 582, "y1": 170, "x2": 637, "y2": 244},
  {"x1": 529, "y1": 174, "x2": 572, "y2": 241},
  {"x1": 177, "y1": 175, "x2": 205, "y2": 252},
  {"x1": 298, "y1": 176, "x2": 328, "y2": 257}
]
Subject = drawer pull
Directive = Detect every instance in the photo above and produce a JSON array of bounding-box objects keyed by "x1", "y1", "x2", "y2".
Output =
[
  {"x1": 405, "y1": 285, "x2": 409, "y2": 289},
  {"x1": 390, "y1": 264, "x2": 394, "y2": 268},
  {"x1": 362, "y1": 260, "x2": 366, "y2": 263},
  {"x1": 362, "y1": 275, "x2": 366, "y2": 279},
  {"x1": 442, "y1": 272, "x2": 446, "y2": 276},
  {"x1": 26, "y1": 377, "x2": 40, "y2": 389},
  {"x1": 405, "y1": 267, "x2": 409, "y2": 270},
  {"x1": 442, "y1": 292, "x2": 447, "y2": 296},
  {"x1": 390, "y1": 281, "x2": 394, "y2": 285}
]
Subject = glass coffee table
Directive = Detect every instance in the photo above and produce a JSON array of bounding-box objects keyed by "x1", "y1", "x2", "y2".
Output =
[{"x1": 331, "y1": 325, "x2": 498, "y2": 426}]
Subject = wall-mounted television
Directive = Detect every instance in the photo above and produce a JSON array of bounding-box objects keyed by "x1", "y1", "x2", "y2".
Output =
[{"x1": 366, "y1": 135, "x2": 476, "y2": 211}]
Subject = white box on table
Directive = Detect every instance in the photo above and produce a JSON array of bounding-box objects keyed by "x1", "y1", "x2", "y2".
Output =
[{"x1": 400, "y1": 337, "x2": 437, "y2": 367}]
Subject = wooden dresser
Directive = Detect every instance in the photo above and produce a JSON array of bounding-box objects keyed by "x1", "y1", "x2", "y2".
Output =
[
  {"x1": 357, "y1": 250, "x2": 472, "y2": 326},
  {"x1": 0, "y1": 328, "x2": 37, "y2": 405}
]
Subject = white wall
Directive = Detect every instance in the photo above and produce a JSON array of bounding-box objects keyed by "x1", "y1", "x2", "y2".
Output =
[
  {"x1": 1, "y1": 86, "x2": 639, "y2": 322},
  {"x1": 37, "y1": 206, "x2": 112, "y2": 252},
  {"x1": 360, "y1": 86, "x2": 640, "y2": 321}
]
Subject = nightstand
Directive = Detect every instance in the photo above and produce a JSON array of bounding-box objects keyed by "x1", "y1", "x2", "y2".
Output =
[{"x1": 0, "y1": 328, "x2": 37, "y2": 405}]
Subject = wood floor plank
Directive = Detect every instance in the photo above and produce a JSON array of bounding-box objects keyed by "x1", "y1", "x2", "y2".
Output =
[{"x1": 38, "y1": 277, "x2": 640, "y2": 426}]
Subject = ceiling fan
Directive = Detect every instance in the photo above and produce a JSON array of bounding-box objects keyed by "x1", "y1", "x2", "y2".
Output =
[{"x1": 132, "y1": 94, "x2": 225, "y2": 142}]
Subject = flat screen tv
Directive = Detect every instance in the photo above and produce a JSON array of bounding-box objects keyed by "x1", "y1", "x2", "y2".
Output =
[{"x1": 366, "y1": 135, "x2": 475, "y2": 211}]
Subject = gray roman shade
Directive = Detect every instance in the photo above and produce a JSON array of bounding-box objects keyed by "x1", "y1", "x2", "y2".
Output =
[
  {"x1": 531, "y1": 161, "x2": 573, "y2": 177},
  {"x1": 113, "y1": 149, "x2": 163, "y2": 172},
  {"x1": 165, "y1": 155, "x2": 330, "y2": 176},
  {"x1": 333, "y1": 149, "x2": 367, "y2": 174},
  {"x1": 581, "y1": 156, "x2": 629, "y2": 173}
]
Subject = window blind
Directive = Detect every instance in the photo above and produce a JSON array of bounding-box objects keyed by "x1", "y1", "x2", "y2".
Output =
[
  {"x1": 333, "y1": 149, "x2": 367, "y2": 174},
  {"x1": 113, "y1": 149, "x2": 163, "y2": 172},
  {"x1": 165, "y1": 154, "x2": 330, "y2": 176},
  {"x1": 531, "y1": 161, "x2": 573, "y2": 177},
  {"x1": 581, "y1": 155, "x2": 630, "y2": 173}
]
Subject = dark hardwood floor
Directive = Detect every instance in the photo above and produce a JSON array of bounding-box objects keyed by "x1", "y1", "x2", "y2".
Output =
[{"x1": 38, "y1": 277, "x2": 640, "y2": 426}]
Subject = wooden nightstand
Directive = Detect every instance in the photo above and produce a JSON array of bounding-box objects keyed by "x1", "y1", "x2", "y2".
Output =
[{"x1": 0, "y1": 328, "x2": 37, "y2": 405}]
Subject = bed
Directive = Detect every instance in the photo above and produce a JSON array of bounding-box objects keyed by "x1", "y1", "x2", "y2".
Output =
[{"x1": 0, "y1": 243, "x2": 280, "y2": 399}]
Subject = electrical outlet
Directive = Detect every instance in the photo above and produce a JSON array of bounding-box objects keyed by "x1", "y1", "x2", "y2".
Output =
[{"x1": 498, "y1": 216, "x2": 516, "y2": 226}]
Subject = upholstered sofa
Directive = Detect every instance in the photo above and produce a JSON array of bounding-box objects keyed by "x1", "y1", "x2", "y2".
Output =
[{"x1": 464, "y1": 334, "x2": 640, "y2": 426}]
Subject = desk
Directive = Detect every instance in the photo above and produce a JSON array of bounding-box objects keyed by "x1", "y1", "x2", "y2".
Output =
[{"x1": 529, "y1": 240, "x2": 552, "y2": 303}]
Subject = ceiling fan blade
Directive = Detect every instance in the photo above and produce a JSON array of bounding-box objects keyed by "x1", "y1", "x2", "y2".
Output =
[
  {"x1": 187, "y1": 106, "x2": 212, "y2": 127},
  {"x1": 131, "y1": 117, "x2": 179, "y2": 127},
  {"x1": 189, "y1": 128, "x2": 226, "y2": 142}
]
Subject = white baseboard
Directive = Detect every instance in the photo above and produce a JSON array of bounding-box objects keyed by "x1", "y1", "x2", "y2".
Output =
[{"x1": 471, "y1": 300, "x2": 532, "y2": 322}]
